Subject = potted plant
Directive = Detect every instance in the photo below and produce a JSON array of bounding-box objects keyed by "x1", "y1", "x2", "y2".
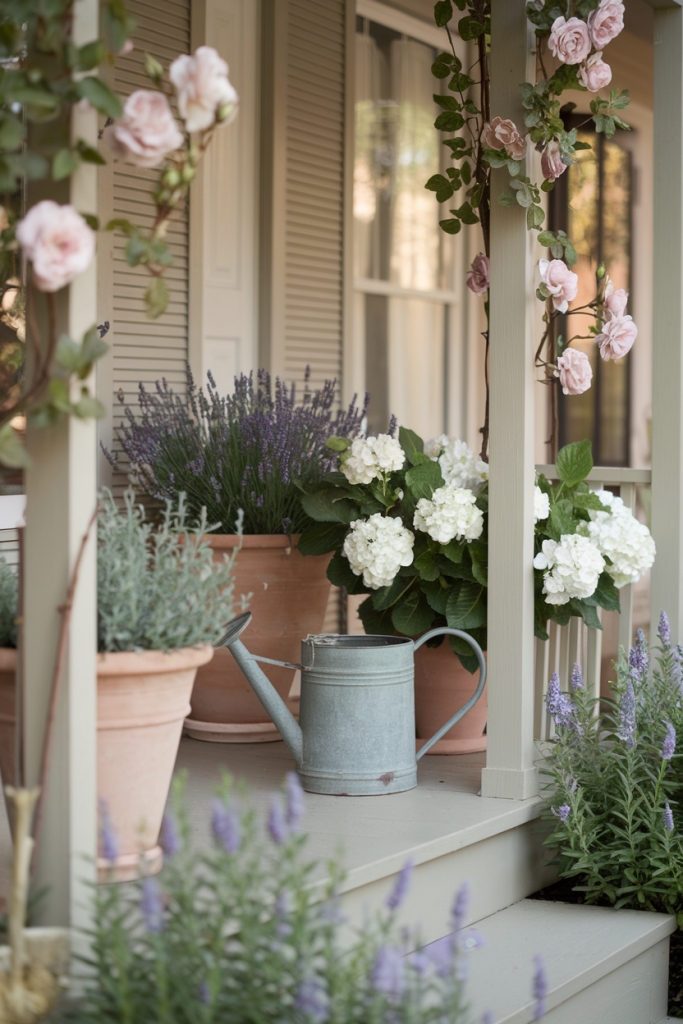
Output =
[
  {"x1": 297, "y1": 432, "x2": 655, "y2": 753},
  {"x1": 107, "y1": 368, "x2": 366, "y2": 743}
]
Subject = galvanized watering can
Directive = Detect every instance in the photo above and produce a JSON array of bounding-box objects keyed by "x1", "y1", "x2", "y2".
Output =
[{"x1": 218, "y1": 613, "x2": 486, "y2": 796}]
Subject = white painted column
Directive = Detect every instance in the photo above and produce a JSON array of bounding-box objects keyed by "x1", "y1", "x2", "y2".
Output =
[
  {"x1": 22, "y1": 0, "x2": 98, "y2": 926},
  {"x1": 480, "y1": 0, "x2": 538, "y2": 800},
  {"x1": 648, "y1": 0, "x2": 683, "y2": 640}
]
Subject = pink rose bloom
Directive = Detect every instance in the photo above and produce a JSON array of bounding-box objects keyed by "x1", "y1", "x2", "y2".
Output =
[
  {"x1": 16, "y1": 201, "x2": 95, "y2": 293},
  {"x1": 541, "y1": 140, "x2": 566, "y2": 182},
  {"x1": 578, "y1": 52, "x2": 612, "y2": 92},
  {"x1": 604, "y1": 281, "x2": 628, "y2": 318},
  {"x1": 104, "y1": 90, "x2": 184, "y2": 168},
  {"x1": 596, "y1": 314, "x2": 638, "y2": 360},
  {"x1": 539, "y1": 258, "x2": 579, "y2": 313},
  {"x1": 588, "y1": 0, "x2": 625, "y2": 49},
  {"x1": 548, "y1": 16, "x2": 592, "y2": 65},
  {"x1": 170, "y1": 46, "x2": 239, "y2": 133},
  {"x1": 556, "y1": 348, "x2": 593, "y2": 396},
  {"x1": 466, "y1": 253, "x2": 490, "y2": 296},
  {"x1": 481, "y1": 117, "x2": 526, "y2": 160}
]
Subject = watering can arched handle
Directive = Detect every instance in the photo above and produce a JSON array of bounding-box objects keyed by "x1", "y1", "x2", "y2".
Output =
[{"x1": 413, "y1": 627, "x2": 486, "y2": 760}]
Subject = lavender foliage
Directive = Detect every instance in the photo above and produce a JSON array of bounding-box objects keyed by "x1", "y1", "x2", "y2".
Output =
[{"x1": 106, "y1": 367, "x2": 368, "y2": 535}]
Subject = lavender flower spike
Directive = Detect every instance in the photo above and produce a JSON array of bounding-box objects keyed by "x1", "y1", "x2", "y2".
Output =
[
  {"x1": 570, "y1": 663, "x2": 583, "y2": 690},
  {"x1": 629, "y1": 629, "x2": 649, "y2": 677},
  {"x1": 551, "y1": 805, "x2": 570, "y2": 822},
  {"x1": 664, "y1": 803, "x2": 675, "y2": 833},
  {"x1": 159, "y1": 812, "x2": 179, "y2": 856},
  {"x1": 546, "y1": 674, "x2": 576, "y2": 727},
  {"x1": 285, "y1": 771, "x2": 305, "y2": 828},
  {"x1": 211, "y1": 799, "x2": 241, "y2": 853},
  {"x1": 663, "y1": 722, "x2": 676, "y2": 761},
  {"x1": 140, "y1": 876, "x2": 165, "y2": 934},
  {"x1": 371, "y1": 945, "x2": 405, "y2": 1001},
  {"x1": 386, "y1": 858, "x2": 414, "y2": 911},
  {"x1": 451, "y1": 879, "x2": 471, "y2": 933},
  {"x1": 268, "y1": 794, "x2": 289, "y2": 845},
  {"x1": 293, "y1": 979, "x2": 330, "y2": 1023},
  {"x1": 619, "y1": 680, "x2": 636, "y2": 750},
  {"x1": 532, "y1": 954, "x2": 547, "y2": 1020},
  {"x1": 660, "y1": 610, "x2": 671, "y2": 649},
  {"x1": 98, "y1": 799, "x2": 118, "y2": 863},
  {"x1": 482, "y1": 1014, "x2": 494, "y2": 1024}
]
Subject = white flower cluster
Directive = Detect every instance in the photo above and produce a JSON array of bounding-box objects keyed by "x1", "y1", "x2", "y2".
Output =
[
  {"x1": 341, "y1": 435, "x2": 405, "y2": 486},
  {"x1": 343, "y1": 514, "x2": 414, "y2": 589},
  {"x1": 424, "y1": 436, "x2": 488, "y2": 495},
  {"x1": 413, "y1": 484, "x2": 483, "y2": 545},
  {"x1": 534, "y1": 485, "x2": 550, "y2": 524},
  {"x1": 580, "y1": 489, "x2": 656, "y2": 587},
  {"x1": 533, "y1": 534, "x2": 605, "y2": 605}
]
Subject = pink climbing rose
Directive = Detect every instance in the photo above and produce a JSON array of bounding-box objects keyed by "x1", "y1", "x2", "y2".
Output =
[
  {"x1": 556, "y1": 348, "x2": 593, "y2": 396},
  {"x1": 16, "y1": 201, "x2": 95, "y2": 293},
  {"x1": 596, "y1": 314, "x2": 638, "y2": 361},
  {"x1": 170, "y1": 46, "x2": 239, "y2": 133},
  {"x1": 604, "y1": 281, "x2": 628, "y2": 318},
  {"x1": 539, "y1": 259, "x2": 579, "y2": 313},
  {"x1": 548, "y1": 16, "x2": 592, "y2": 65},
  {"x1": 104, "y1": 90, "x2": 184, "y2": 168},
  {"x1": 578, "y1": 53, "x2": 612, "y2": 93},
  {"x1": 481, "y1": 117, "x2": 526, "y2": 160},
  {"x1": 540, "y1": 140, "x2": 566, "y2": 182},
  {"x1": 466, "y1": 253, "x2": 490, "y2": 296},
  {"x1": 588, "y1": 0, "x2": 625, "y2": 50}
]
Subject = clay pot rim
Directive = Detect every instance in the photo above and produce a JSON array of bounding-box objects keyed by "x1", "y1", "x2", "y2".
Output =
[
  {"x1": 0, "y1": 647, "x2": 16, "y2": 670},
  {"x1": 97, "y1": 643, "x2": 214, "y2": 676},
  {"x1": 193, "y1": 533, "x2": 302, "y2": 550}
]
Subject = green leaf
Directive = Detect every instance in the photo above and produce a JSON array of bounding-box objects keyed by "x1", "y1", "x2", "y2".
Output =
[
  {"x1": 76, "y1": 139, "x2": 106, "y2": 165},
  {"x1": 0, "y1": 422, "x2": 30, "y2": 469},
  {"x1": 326, "y1": 436, "x2": 352, "y2": 453},
  {"x1": 392, "y1": 590, "x2": 436, "y2": 637},
  {"x1": 564, "y1": 241, "x2": 578, "y2": 268},
  {"x1": 106, "y1": 218, "x2": 135, "y2": 235},
  {"x1": 587, "y1": 571, "x2": 621, "y2": 613},
  {"x1": 357, "y1": 597, "x2": 394, "y2": 635},
  {"x1": 497, "y1": 191, "x2": 517, "y2": 207},
  {"x1": 372, "y1": 574, "x2": 414, "y2": 611},
  {"x1": 548, "y1": 498, "x2": 578, "y2": 541},
  {"x1": 144, "y1": 52, "x2": 164, "y2": 83},
  {"x1": 458, "y1": 14, "x2": 485, "y2": 39},
  {"x1": 527, "y1": 204, "x2": 545, "y2": 230},
  {"x1": 52, "y1": 147, "x2": 80, "y2": 181},
  {"x1": 440, "y1": 539, "x2": 464, "y2": 564},
  {"x1": 300, "y1": 488, "x2": 358, "y2": 524},
  {"x1": 73, "y1": 392, "x2": 106, "y2": 419},
  {"x1": 537, "y1": 230, "x2": 556, "y2": 248},
  {"x1": 446, "y1": 581, "x2": 486, "y2": 629},
  {"x1": 297, "y1": 522, "x2": 347, "y2": 556},
  {"x1": 145, "y1": 276, "x2": 168, "y2": 319},
  {"x1": 469, "y1": 540, "x2": 487, "y2": 587},
  {"x1": 572, "y1": 599, "x2": 602, "y2": 631},
  {"x1": 434, "y1": 111, "x2": 465, "y2": 132},
  {"x1": 434, "y1": 0, "x2": 453, "y2": 27},
  {"x1": 439, "y1": 218, "x2": 461, "y2": 235},
  {"x1": 78, "y1": 40, "x2": 106, "y2": 71},
  {"x1": 422, "y1": 577, "x2": 449, "y2": 615},
  {"x1": 454, "y1": 201, "x2": 478, "y2": 225},
  {"x1": 405, "y1": 460, "x2": 444, "y2": 500},
  {"x1": 80, "y1": 212, "x2": 100, "y2": 230},
  {"x1": 414, "y1": 551, "x2": 440, "y2": 582},
  {"x1": 48, "y1": 378, "x2": 73, "y2": 414},
  {"x1": 0, "y1": 115, "x2": 23, "y2": 151},
  {"x1": 572, "y1": 492, "x2": 611, "y2": 513},
  {"x1": 327, "y1": 551, "x2": 365, "y2": 593},
  {"x1": 398, "y1": 426, "x2": 424, "y2": 465},
  {"x1": 75, "y1": 76, "x2": 123, "y2": 119},
  {"x1": 556, "y1": 438, "x2": 593, "y2": 488}
]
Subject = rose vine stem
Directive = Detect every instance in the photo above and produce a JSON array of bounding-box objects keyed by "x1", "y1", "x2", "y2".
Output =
[{"x1": 476, "y1": 26, "x2": 490, "y2": 463}]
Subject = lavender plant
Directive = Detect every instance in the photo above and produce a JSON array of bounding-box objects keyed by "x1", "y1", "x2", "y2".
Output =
[
  {"x1": 97, "y1": 489, "x2": 238, "y2": 653},
  {"x1": 0, "y1": 557, "x2": 17, "y2": 648},
  {"x1": 74, "y1": 771, "x2": 543, "y2": 1024},
  {"x1": 541, "y1": 614, "x2": 683, "y2": 919},
  {"x1": 105, "y1": 368, "x2": 368, "y2": 536}
]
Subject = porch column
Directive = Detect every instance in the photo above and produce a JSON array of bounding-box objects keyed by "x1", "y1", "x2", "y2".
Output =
[
  {"x1": 22, "y1": 0, "x2": 98, "y2": 926},
  {"x1": 648, "y1": 0, "x2": 683, "y2": 640},
  {"x1": 480, "y1": 0, "x2": 538, "y2": 800}
]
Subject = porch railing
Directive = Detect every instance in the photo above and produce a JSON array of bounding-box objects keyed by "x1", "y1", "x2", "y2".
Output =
[{"x1": 533, "y1": 465, "x2": 652, "y2": 741}]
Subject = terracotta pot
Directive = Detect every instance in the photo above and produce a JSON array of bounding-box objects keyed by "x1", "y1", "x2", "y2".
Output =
[
  {"x1": 97, "y1": 644, "x2": 213, "y2": 880},
  {"x1": 414, "y1": 641, "x2": 487, "y2": 754},
  {"x1": 185, "y1": 535, "x2": 331, "y2": 743},
  {"x1": 0, "y1": 647, "x2": 17, "y2": 830}
]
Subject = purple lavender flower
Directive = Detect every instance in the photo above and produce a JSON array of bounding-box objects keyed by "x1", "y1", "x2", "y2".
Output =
[
  {"x1": 546, "y1": 674, "x2": 576, "y2": 727},
  {"x1": 570, "y1": 663, "x2": 583, "y2": 690},
  {"x1": 482, "y1": 1013, "x2": 493, "y2": 1024},
  {"x1": 140, "y1": 876, "x2": 164, "y2": 934},
  {"x1": 386, "y1": 859, "x2": 414, "y2": 911},
  {"x1": 159, "y1": 813, "x2": 179, "y2": 857},
  {"x1": 551, "y1": 805, "x2": 570, "y2": 822},
  {"x1": 451, "y1": 879, "x2": 471, "y2": 933},
  {"x1": 268, "y1": 795, "x2": 289, "y2": 845},
  {"x1": 371, "y1": 945, "x2": 405, "y2": 1000},
  {"x1": 293, "y1": 979, "x2": 330, "y2": 1022},
  {"x1": 198, "y1": 982, "x2": 210, "y2": 1005},
  {"x1": 532, "y1": 954, "x2": 547, "y2": 1020},
  {"x1": 426, "y1": 935, "x2": 455, "y2": 978},
  {"x1": 663, "y1": 723, "x2": 676, "y2": 761},
  {"x1": 285, "y1": 772, "x2": 305, "y2": 828},
  {"x1": 619, "y1": 680, "x2": 636, "y2": 749},
  {"x1": 660, "y1": 611, "x2": 671, "y2": 649},
  {"x1": 211, "y1": 799, "x2": 241, "y2": 853},
  {"x1": 410, "y1": 950, "x2": 430, "y2": 975},
  {"x1": 664, "y1": 803, "x2": 675, "y2": 833},
  {"x1": 629, "y1": 630, "x2": 649, "y2": 678},
  {"x1": 98, "y1": 799, "x2": 118, "y2": 863}
]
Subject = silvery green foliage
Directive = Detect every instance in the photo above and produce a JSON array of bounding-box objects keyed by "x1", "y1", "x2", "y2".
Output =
[
  {"x1": 97, "y1": 488, "x2": 237, "y2": 653},
  {"x1": 541, "y1": 617, "x2": 683, "y2": 919},
  {"x1": 74, "y1": 772, "x2": 524, "y2": 1024},
  {"x1": 0, "y1": 556, "x2": 18, "y2": 648}
]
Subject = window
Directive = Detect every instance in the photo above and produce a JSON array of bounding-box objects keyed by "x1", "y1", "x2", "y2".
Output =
[
  {"x1": 354, "y1": 9, "x2": 460, "y2": 439},
  {"x1": 551, "y1": 121, "x2": 632, "y2": 466}
]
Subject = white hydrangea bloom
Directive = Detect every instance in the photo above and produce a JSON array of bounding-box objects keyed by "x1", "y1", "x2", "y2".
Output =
[
  {"x1": 425, "y1": 435, "x2": 488, "y2": 494},
  {"x1": 413, "y1": 484, "x2": 483, "y2": 545},
  {"x1": 533, "y1": 534, "x2": 605, "y2": 605},
  {"x1": 580, "y1": 489, "x2": 656, "y2": 587},
  {"x1": 341, "y1": 434, "x2": 405, "y2": 485},
  {"x1": 343, "y1": 513, "x2": 414, "y2": 589},
  {"x1": 534, "y1": 485, "x2": 550, "y2": 524}
]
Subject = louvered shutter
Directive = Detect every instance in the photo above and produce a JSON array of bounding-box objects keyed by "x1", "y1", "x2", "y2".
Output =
[{"x1": 98, "y1": 0, "x2": 191, "y2": 494}]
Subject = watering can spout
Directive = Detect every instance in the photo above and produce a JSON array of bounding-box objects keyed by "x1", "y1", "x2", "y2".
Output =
[{"x1": 216, "y1": 614, "x2": 303, "y2": 765}]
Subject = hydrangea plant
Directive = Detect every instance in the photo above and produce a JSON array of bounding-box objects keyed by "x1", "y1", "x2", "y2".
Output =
[
  {"x1": 75, "y1": 770, "x2": 545, "y2": 1023},
  {"x1": 298, "y1": 432, "x2": 654, "y2": 670},
  {"x1": 0, "y1": 557, "x2": 18, "y2": 648}
]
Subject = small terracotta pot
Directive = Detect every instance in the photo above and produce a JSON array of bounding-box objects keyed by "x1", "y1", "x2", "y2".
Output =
[
  {"x1": 185, "y1": 535, "x2": 331, "y2": 743},
  {"x1": 414, "y1": 641, "x2": 487, "y2": 754},
  {"x1": 0, "y1": 647, "x2": 17, "y2": 829},
  {"x1": 97, "y1": 644, "x2": 213, "y2": 880}
]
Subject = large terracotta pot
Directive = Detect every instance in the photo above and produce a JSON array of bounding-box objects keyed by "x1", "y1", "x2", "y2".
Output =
[
  {"x1": 97, "y1": 644, "x2": 213, "y2": 880},
  {"x1": 414, "y1": 641, "x2": 487, "y2": 754},
  {"x1": 185, "y1": 535, "x2": 332, "y2": 743},
  {"x1": 0, "y1": 647, "x2": 17, "y2": 830}
]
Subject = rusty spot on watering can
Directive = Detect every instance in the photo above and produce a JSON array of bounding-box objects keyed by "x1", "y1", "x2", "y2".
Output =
[{"x1": 378, "y1": 772, "x2": 395, "y2": 787}]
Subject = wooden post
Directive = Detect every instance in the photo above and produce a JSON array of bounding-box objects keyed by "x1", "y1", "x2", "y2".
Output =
[
  {"x1": 22, "y1": 0, "x2": 98, "y2": 927},
  {"x1": 648, "y1": 0, "x2": 683, "y2": 641},
  {"x1": 481, "y1": 0, "x2": 538, "y2": 800}
]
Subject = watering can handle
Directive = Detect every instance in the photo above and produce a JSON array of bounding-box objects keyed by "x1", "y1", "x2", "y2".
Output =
[{"x1": 413, "y1": 627, "x2": 486, "y2": 760}]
